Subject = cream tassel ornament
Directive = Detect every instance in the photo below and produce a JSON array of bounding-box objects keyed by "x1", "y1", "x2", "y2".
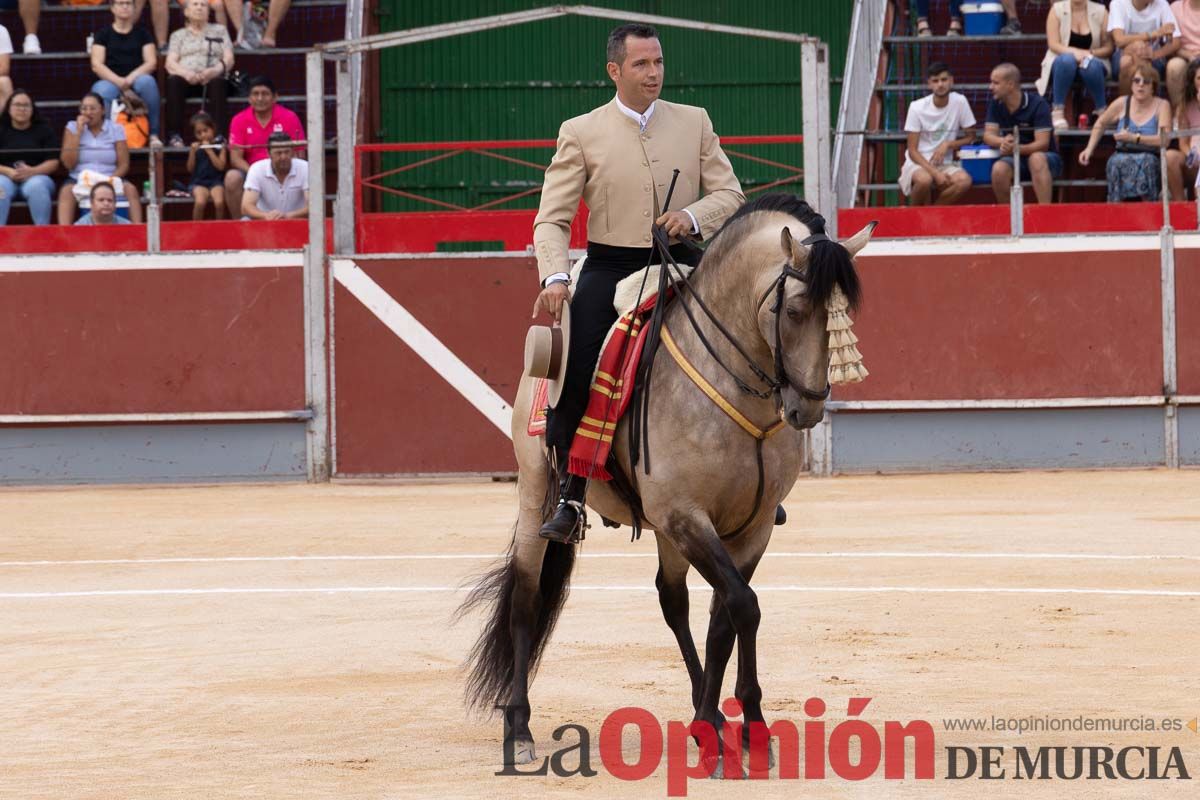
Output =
[{"x1": 825, "y1": 284, "x2": 867, "y2": 384}]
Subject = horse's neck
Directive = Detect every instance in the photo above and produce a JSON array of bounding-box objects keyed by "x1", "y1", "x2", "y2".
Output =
[{"x1": 660, "y1": 250, "x2": 779, "y2": 421}]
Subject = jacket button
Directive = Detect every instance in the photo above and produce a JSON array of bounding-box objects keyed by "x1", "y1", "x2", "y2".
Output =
[
  {"x1": 643, "y1": 184, "x2": 650, "y2": 192},
  {"x1": 643, "y1": 210, "x2": 650, "y2": 217}
]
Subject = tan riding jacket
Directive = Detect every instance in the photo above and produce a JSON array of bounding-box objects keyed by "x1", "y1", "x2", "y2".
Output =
[{"x1": 532, "y1": 98, "x2": 745, "y2": 284}]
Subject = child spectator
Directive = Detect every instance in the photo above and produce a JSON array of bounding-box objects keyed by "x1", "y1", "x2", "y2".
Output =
[
  {"x1": 0, "y1": 23, "x2": 11, "y2": 110},
  {"x1": 224, "y1": 76, "x2": 304, "y2": 218},
  {"x1": 164, "y1": 0, "x2": 234, "y2": 147},
  {"x1": 241, "y1": 131, "x2": 307, "y2": 219},
  {"x1": 0, "y1": 90, "x2": 58, "y2": 225},
  {"x1": 1166, "y1": 0, "x2": 1200, "y2": 110},
  {"x1": 984, "y1": 63, "x2": 1063, "y2": 204},
  {"x1": 186, "y1": 111, "x2": 227, "y2": 219},
  {"x1": 1037, "y1": 1, "x2": 1113, "y2": 129},
  {"x1": 913, "y1": 1, "x2": 964, "y2": 36},
  {"x1": 900, "y1": 62, "x2": 976, "y2": 205},
  {"x1": 1109, "y1": 0, "x2": 1182, "y2": 94},
  {"x1": 91, "y1": 0, "x2": 160, "y2": 144},
  {"x1": 1079, "y1": 63, "x2": 1178, "y2": 200},
  {"x1": 57, "y1": 91, "x2": 143, "y2": 224},
  {"x1": 75, "y1": 181, "x2": 132, "y2": 224}
]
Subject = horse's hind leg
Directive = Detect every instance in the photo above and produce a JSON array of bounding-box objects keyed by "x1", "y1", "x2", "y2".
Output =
[
  {"x1": 654, "y1": 534, "x2": 703, "y2": 711},
  {"x1": 503, "y1": 448, "x2": 553, "y2": 764}
]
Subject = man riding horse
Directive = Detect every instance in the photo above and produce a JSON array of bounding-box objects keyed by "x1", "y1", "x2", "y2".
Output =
[{"x1": 531, "y1": 22, "x2": 746, "y2": 543}]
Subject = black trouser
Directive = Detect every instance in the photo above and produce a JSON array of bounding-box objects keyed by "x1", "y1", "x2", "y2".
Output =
[
  {"x1": 545, "y1": 241, "x2": 700, "y2": 455},
  {"x1": 166, "y1": 75, "x2": 227, "y2": 139}
]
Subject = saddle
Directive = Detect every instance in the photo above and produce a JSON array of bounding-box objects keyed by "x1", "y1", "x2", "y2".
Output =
[{"x1": 526, "y1": 259, "x2": 693, "y2": 441}]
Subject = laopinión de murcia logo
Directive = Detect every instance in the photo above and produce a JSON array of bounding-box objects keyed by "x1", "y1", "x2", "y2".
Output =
[{"x1": 496, "y1": 697, "x2": 1194, "y2": 796}]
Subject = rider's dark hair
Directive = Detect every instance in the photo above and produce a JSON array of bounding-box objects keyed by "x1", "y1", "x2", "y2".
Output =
[
  {"x1": 927, "y1": 61, "x2": 952, "y2": 78},
  {"x1": 607, "y1": 23, "x2": 658, "y2": 66}
]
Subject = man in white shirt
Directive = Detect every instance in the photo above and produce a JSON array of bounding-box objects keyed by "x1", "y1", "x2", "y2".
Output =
[
  {"x1": 241, "y1": 132, "x2": 309, "y2": 219},
  {"x1": 899, "y1": 62, "x2": 977, "y2": 205},
  {"x1": 1109, "y1": 0, "x2": 1182, "y2": 94},
  {"x1": 0, "y1": 24, "x2": 12, "y2": 110}
]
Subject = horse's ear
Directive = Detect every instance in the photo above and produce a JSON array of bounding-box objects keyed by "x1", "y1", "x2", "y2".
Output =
[
  {"x1": 840, "y1": 221, "x2": 878, "y2": 258},
  {"x1": 780, "y1": 226, "x2": 805, "y2": 264}
]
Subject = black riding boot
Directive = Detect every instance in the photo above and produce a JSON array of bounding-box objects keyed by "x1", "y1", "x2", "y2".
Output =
[{"x1": 540, "y1": 472, "x2": 588, "y2": 544}]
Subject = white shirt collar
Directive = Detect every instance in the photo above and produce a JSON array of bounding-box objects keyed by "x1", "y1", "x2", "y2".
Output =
[{"x1": 614, "y1": 94, "x2": 656, "y2": 131}]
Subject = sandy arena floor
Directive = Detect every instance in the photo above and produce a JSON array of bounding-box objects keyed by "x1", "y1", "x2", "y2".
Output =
[{"x1": 1, "y1": 470, "x2": 1198, "y2": 799}]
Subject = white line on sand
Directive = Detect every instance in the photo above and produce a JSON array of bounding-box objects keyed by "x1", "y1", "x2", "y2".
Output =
[
  {"x1": 4, "y1": 551, "x2": 1195, "y2": 568},
  {"x1": 0, "y1": 585, "x2": 1196, "y2": 599}
]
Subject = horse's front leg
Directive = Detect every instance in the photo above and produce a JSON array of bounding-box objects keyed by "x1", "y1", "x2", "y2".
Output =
[
  {"x1": 663, "y1": 514, "x2": 763, "y2": 765},
  {"x1": 654, "y1": 535, "x2": 704, "y2": 710}
]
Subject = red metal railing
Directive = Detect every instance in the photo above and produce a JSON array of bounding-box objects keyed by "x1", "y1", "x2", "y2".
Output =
[{"x1": 353, "y1": 136, "x2": 804, "y2": 252}]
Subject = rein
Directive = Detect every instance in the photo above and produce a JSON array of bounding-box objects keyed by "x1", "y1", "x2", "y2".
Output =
[{"x1": 627, "y1": 223, "x2": 835, "y2": 539}]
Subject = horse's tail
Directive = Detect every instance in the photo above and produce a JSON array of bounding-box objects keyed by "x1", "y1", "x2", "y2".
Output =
[{"x1": 458, "y1": 461, "x2": 576, "y2": 713}]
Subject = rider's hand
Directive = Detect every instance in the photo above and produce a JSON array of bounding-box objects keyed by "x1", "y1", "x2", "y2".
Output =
[
  {"x1": 532, "y1": 281, "x2": 570, "y2": 321},
  {"x1": 655, "y1": 210, "x2": 694, "y2": 239}
]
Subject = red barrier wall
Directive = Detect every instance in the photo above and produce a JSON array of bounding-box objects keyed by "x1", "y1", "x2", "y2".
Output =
[
  {"x1": 0, "y1": 220, "x2": 328, "y2": 254},
  {"x1": 0, "y1": 266, "x2": 304, "y2": 414},
  {"x1": 331, "y1": 243, "x2": 1173, "y2": 475},
  {"x1": 333, "y1": 257, "x2": 536, "y2": 474},
  {"x1": 1175, "y1": 247, "x2": 1200, "y2": 395}
]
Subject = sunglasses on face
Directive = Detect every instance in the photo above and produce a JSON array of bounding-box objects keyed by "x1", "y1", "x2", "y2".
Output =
[{"x1": 1132, "y1": 77, "x2": 1153, "y2": 86}]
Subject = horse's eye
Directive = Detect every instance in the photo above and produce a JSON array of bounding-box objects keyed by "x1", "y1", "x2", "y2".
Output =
[{"x1": 785, "y1": 305, "x2": 804, "y2": 322}]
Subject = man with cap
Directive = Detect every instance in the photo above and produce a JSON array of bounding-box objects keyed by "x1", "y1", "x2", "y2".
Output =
[{"x1": 531, "y1": 22, "x2": 745, "y2": 543}]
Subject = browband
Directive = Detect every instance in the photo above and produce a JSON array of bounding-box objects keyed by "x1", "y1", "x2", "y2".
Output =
[{"x1": 801, "y1": 233, "x2": 831, "y2": 246}]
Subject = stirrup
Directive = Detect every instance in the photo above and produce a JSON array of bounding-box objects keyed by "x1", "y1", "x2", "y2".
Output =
[{"x1": 539, "y1": 499, "x2": 588, "y2": 544}]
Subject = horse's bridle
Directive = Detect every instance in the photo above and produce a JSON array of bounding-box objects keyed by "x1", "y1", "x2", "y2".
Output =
[
  {"x1": 760, "y1": 232, "x2": 834, "y2": 404},
  {"x1": 650, "y1": 227, "x2": 835, "y2": 409}
]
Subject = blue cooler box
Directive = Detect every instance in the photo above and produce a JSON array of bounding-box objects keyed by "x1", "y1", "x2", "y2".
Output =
[
  {"x1": 959, "y1": 145, "x2": 1000, "y2": 185},
  {"x1": 961, "y1": 2, "x2": 1005, "y2": 35}
]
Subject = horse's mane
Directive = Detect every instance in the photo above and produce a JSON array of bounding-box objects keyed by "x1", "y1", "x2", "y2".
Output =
[{"x1": 703, "y1": 192, "x2": 861, "y2": 311}]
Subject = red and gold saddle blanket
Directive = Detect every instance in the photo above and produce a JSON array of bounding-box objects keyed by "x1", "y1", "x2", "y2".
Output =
[
  {"x1": 525, "y1": 289, "x2": 664, "y2": 480},
  {"x1": 566, "y1": 291, "x2": 662, "y2": 481}
]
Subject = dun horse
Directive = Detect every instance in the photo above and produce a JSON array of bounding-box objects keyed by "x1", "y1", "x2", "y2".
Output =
[{"x1": 461, "y1": 193, "x2": 874, "y2": 764}]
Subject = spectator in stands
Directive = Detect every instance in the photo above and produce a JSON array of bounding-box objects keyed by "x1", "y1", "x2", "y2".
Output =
[
  {"x1": 75, "y1": 181, "x2": 132, "y2": 225},
  {"x1": 239, "y1": 0, "x2": 293, "y2": 49},
  {"x1": 1166, "y1": 0, "x2": 1200, "y2": 110},
  {"x1": 142, "y1": 0, "x2": 243, "y2": 52},
  {"x1": 0, "y1": 90, "x2": 58, "y2": 225},
  {"x1": 0, "y1": 23, "x2": 11, "y2": 111},
  {"x1": 1109, "y1": 0, "x2": 1181, "y2": 95},
  {"x1": 1038, "y1": 0, "x2": 1113, "y2": 129},
  {"x1": 900, "y1": 62, "x2": 976, "y2": 205},
  {"x1": 1079, "y1": 63, "x2": 1179, "y2": 200},
  {"x1": 224, "y1": 75, "x2": 304, "y2": 219},
  {"x1": 164, "y1": 0, "x2": 234, "y2": 148},
  {"x1": 58, "y1": 91, "x2": 143, "y2": 224},
  {"x1": 1175, "y1": 58, "x2": 1200, "y2": 189},
  {"x1": 241, "y1": 131, "x2": 307, "y2": 219},
  {"x1": 999, "y1": 0, "x2": 1024, "y2": 35},
  {"x1": 913, "y1": 1, "x2": 963, "y2": 37},
  {"x1": 186, "y1": 111, "x2": 227, "y2": 218},
  {"x1": 985, "y1": 63, "x2": 1063, "y2": 204},
  {"x1": 1, "y1": 0, "x2": 40, "y2": 54},
  {"x1": 91, "y1": 0, "x2": 160, "y2": 145}
]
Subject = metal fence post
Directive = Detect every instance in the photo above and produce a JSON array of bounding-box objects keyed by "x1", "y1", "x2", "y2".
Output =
[
  {"x1": 305, "y1": 50, "x2": 331, "y2": 482},
  {"x1": 802, "y1": 39, "x2": 835, "y2": 236},
  {"x1": 334, "y1": 54, "x2": 356, "y2": 255},
  {"x1": 1009, "y1": 126, "x2": 1023, "y2": 236}
]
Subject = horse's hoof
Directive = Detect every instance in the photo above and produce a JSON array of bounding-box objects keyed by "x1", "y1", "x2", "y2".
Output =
[
  {"x1": 742, "y1": 738, "x2": 777, "y2": 771},
  {"x1": 507, "y1": 738, "x2": 537, "y2": 765}
]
